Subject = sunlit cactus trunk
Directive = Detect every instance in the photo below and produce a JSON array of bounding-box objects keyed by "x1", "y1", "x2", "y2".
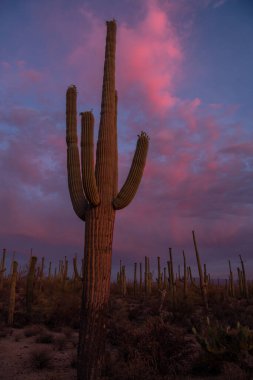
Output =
[{"x1": 66, "y1": 20, "x2": 149, "y2": 380}]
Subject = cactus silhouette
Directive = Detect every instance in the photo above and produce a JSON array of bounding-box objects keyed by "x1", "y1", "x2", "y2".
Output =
[{"x1": 66, "y1": 20, "x2": 149, "y2": 380}]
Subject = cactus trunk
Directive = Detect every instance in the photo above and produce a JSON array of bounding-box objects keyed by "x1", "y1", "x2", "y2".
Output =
[
  {"x1": 78, "y1": 216, "x2": 114, "y2": 380},
  {"x1": 66, "y1": 20, "x2": 148, "y2": 380}
]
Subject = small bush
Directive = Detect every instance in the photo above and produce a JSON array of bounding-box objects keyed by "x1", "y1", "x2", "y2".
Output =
[
  {"x1": 30, "y1": 348, "x2": 53, "y2": 369},
  {"x1": 70, "y1": 352, "x2": 77, "y2": 368},
  {"x1": 35, "y1": 332, "x2": 54, "y2": 344},
  {"x1": 53, "y1": 334, "x2": 67, "y2": 351},
  {"x1": 24, "y1": 325, "x2": 43, "y2": 337},
  {"x1": 62, "y1": 326, "x2": 73, "y2": 339},
  {"x1": 14, "y1": 332, "x2": 23, "y2": 342}
]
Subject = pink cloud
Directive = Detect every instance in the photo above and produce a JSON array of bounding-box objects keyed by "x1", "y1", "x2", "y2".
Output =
[
  {"x1": 118, "y1": 1, "x2": 182, "y2": 113},
  {"x1": 64, "y1": 0, "x2": 183, "y2": 114},
  {"x1": 20, "y1": 69, "x2": 43, "y2": 83}
]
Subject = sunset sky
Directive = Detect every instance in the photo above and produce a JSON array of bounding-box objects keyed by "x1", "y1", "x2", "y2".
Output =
[{"x1": 0, "y1": 0, "x2": 253, "y2": 279}]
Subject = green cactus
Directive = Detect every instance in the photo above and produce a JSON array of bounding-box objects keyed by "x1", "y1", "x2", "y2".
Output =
[
  {"x1": 66, "y1": 20, "x2": 149, "y2": 380},
  {"x1": 192, "y1": 320, "x2": 253, "y2": 359}
]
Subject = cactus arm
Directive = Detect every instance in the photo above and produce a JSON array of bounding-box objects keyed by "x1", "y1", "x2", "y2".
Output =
[
  {"x1": 114, "y1": 90, "x2": 118, "y2": 196},
  {"x1": 66, "y1": 85, "x2": 88, "y2": 220},
  {"x1": 113, "y1": 132, "x2": 149, "y2": 210},
  {"x1": 81, "y1": 112, "x2": 100, "y2": 206}
]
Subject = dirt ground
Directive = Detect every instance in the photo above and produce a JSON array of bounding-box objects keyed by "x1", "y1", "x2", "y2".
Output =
[{"x1": 0, "y1": 327, "x2": 77, "y2": 380}]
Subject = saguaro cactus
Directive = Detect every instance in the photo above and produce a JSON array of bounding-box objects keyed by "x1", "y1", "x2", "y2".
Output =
[
  {"x1": 192, "y1": 230, "x2": 208, "y2": 310},
  {"x1": 26, "y1": 256, "x2": 37, "y2": 316},
  {"x1": 0, "y1": 248, "x2": 6, "y2": 290},
  {"x1": 66, "y1": 20, "x2": 149, "y2": 380},
  {"x1": 8, "y1": 261, "x2": 18, "y2": 326},
  {"x1": 183, "y1": 250, "x2": 188, "y2": 298}
]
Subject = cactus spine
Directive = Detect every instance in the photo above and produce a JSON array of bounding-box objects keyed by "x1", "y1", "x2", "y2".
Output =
[
  {"x1": 66, "y1": 20, "x2": 149, "y2": 380},
  {"x1": 8, "y1": 261, "x2": 18, "y2": 326}
]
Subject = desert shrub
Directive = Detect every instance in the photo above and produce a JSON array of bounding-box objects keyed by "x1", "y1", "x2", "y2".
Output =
[
  {"x1": 0, "y1": 327, "x2": 12, "y2": 338},
  {"x1": 11, "y1": 311, "x2": 28, "y2": 328},
  {"x1": 53, "y1": 334, "x2": 67, "y2": 351},
  {"x1": 105, "y1": 316, "x2": 200, "y2": 379},
  {"x1": 70, "y1": 352, "x2": 77, "y2": 368},
  {"x1": 44, "y1": 290, "x2": 81, "y2": 328},
  {"x1": 61, "y1": 326, "x2": 74, "y2": 339},
  {"x1": 191, "y1": 351, "x2": 223, "y2": 376},
  {"x1": 134, "y1": 317, "x2": 199, "y2": 377},
  {"x1": 24, "y1": 325, "x2": 44, "y2": 337},
  {"x1": 24, "y1": 325, "x2": 45, "y2": 338},
  {"x1": 30, "y1": 348, "x2": 53, "y2": 369},
  {"x1": 222, "y1": 362, "x2": 250, "y2": 380},
  {"x1": 35, "y1": 331, "x2": 54, "y2": 344},
  {"x1": 192, "y1": 319, "x2": 253, "y2": 375},
  {"x1": 14, "y1": 332, "x2": 23, "y2": 342}
]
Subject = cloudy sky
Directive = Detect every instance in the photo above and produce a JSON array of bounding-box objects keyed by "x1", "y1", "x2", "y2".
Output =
[{"x1": 0, "y1": 0, "x2": 253, "y2": 279}]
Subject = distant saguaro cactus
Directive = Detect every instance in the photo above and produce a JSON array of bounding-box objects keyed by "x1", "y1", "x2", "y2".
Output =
[
  {"x1": 8, "y1": 261, "x2": 18, "y2": 326},
  {"x1": 26, "y1": 256, "x2": 37, "y2": 316},
  {"x1": 66, "y1": 20, "x2": 149, "y2": 380},
  {"x1": 192, "y1": 230, "x2": 208, "y2": 310},
  {"x1": 0, "y1": 248, "x2": 6, "y2": 290}
]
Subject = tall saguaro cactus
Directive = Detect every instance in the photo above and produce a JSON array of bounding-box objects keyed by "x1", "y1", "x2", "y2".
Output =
[{"x1": 66, "y1": 20, "x2": 149, "y2": 380}]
